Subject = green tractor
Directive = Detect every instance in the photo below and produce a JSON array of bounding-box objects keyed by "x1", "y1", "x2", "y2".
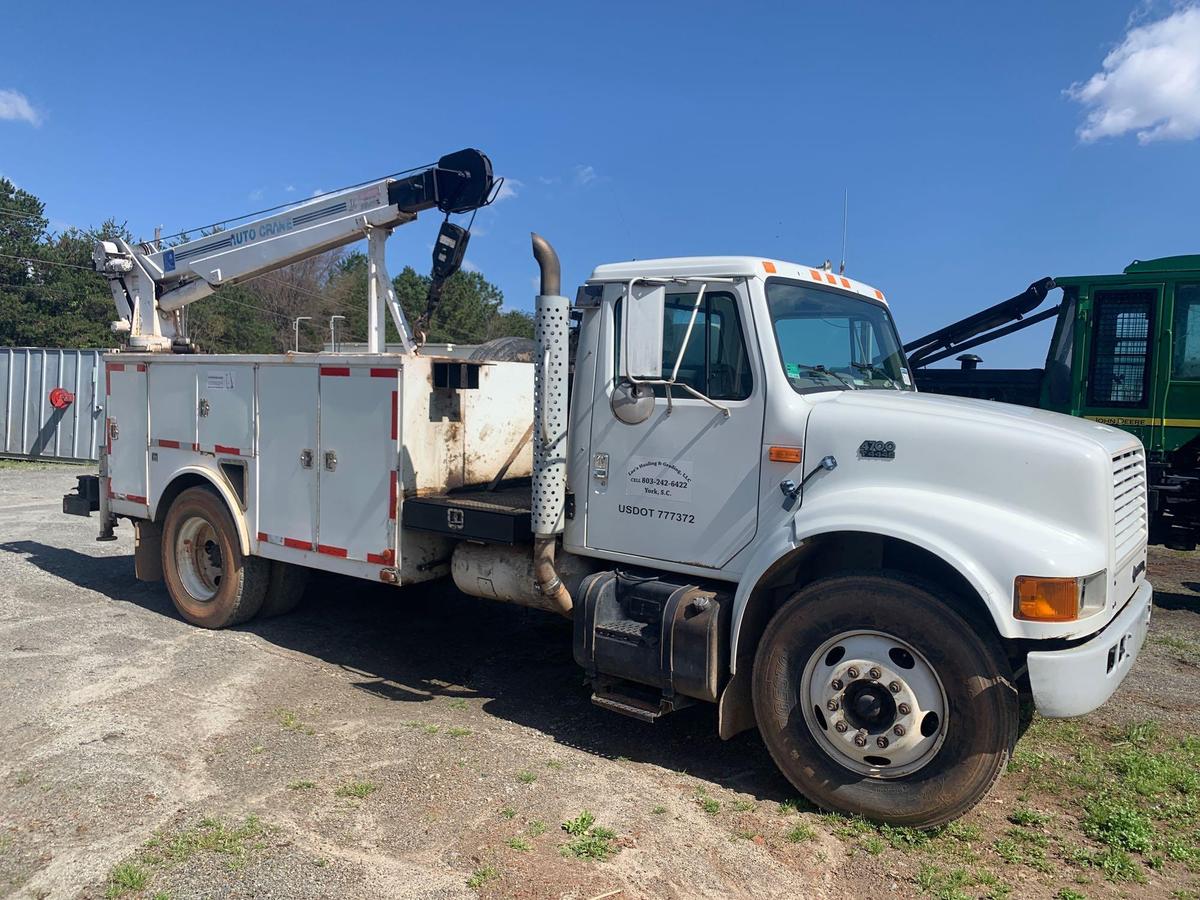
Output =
[{"x1": 908, "y1": 255, "x2": 1200, "y2": 549}]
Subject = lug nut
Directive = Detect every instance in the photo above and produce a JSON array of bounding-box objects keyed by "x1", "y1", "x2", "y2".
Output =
[
  {"x1": 876, "y1": 736, "x2": 889, "y2": 749},
  {"x1": 893, "y1": 724, "x2": 906, "y2": 737},
  {"x1": 897, "y1": 702, "x2": 911, "y2": 715},
  {"x1": 826, "y1": 698, "x2": 840, "y2": 712},
  {"x1": 888, "y1": 681, "x2": 901, "y2": 694},
  {"x1": 853, "y1": 731, "x2": 868, "y2": 747},
  {"x1": 868, "y1": 667, "x2": 882, "y2": 680},
  {"x1": 847, "y1": 666, "x2": 860, "y2": 679},
  {"x1": 831, "y1": 678, "x2": 843, "y2": 691},
  {"x1": 835, "y1": 721, "x2": 849, "y2": 733}
]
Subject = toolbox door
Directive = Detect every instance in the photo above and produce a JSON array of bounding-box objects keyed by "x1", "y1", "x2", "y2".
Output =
[
  {"x1": 258, "y1": 365, "x2": 319, "y2": 549},
  {"x1": 105, "y1": 361, "x2": 148, "y2": 504},
  {"x1": 316, "y1": 366, "x2": 397, "y2": 563},
  {"x1": 197, "y1": 363, "x2": 255, "y2": 457}
]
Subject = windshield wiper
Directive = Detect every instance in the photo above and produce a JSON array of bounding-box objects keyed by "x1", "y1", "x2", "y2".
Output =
[
  {"x1": 794, "y1": 364, "x2": 857, "y2": 390},
  {"x1": 850, "y1": 361, "x2": 902, "y2": 390}
]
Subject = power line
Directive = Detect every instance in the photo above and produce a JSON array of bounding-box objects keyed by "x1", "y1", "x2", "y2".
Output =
[{"x1": 0, "y1": 252, "x2": 98, "y2": 271}]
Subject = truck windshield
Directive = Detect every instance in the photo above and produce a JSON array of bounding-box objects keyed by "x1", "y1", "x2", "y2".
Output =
[{"x1": 766, "y1": 280, "x2": 912, "y2": 393}]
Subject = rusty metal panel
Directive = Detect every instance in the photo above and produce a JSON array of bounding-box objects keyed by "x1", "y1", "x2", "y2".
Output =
[{"x1": 0, "y1": 347, "x2": 106, "y2": 462}]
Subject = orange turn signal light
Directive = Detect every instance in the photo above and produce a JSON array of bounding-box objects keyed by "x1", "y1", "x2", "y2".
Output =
[
  {"x1": 1014, "y1": 576, "x2": 1081, "y2": 622},
  {"x1": 768, "y1": 446, "x2": 803, "y2": 464},
  {"x1": 762, "y1": 261, "x2": 777, "y2": 273}
]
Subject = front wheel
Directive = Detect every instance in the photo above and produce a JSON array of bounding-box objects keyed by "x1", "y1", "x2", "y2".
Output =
[{"x1": 752, "y1": 574, "x2": 1017, "y2": 827}]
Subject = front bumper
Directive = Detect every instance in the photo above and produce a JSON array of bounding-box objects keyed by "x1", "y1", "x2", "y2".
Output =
[{"x1": 1027, "y1": 580, "x2": 1153, "y2": 718}]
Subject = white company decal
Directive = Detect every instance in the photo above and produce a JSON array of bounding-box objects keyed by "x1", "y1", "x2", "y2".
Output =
[{"x1": 625, "y1": 457, "x2": 694, "y2": 503}]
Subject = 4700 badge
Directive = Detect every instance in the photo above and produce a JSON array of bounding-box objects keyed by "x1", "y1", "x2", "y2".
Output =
[{"x1": 617, "y1": 504, "x2": 696, "y2": 525}]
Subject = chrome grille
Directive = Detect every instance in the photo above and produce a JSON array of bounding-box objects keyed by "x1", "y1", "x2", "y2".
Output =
[{"x1": 1112, "y1": 448, "x2": 1148, "y2": 564}]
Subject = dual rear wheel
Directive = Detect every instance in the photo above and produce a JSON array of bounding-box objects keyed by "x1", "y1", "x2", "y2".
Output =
[{"x1": 161, "y1": 486, "x2": 308, "y2": 629}]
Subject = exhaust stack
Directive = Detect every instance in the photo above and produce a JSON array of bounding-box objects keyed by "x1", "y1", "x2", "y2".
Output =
[{"x1": 530, "y1": 233, "x2": 572, "y2": 616}]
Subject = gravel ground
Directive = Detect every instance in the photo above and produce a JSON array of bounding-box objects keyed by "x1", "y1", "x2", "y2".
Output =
[{"x1": 0, "y1": 463, "x2": 1197, "y2": 900}]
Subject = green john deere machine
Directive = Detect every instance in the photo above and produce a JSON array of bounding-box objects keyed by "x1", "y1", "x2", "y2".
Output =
[{"x1": 907, "y1": 254, "x2": 1200, "y2": 549}]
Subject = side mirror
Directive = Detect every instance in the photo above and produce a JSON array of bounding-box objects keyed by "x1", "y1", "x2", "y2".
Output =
[{"x1": 621, "y1": 283, "x2": 665, "y2": 380}]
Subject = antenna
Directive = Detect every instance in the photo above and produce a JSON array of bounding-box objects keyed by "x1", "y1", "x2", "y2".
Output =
[{"x1": 839, "y1": 189, "x2": 848, "y2": 275}]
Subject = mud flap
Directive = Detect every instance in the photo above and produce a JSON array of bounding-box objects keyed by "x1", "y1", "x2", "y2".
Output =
[{"x1": 134, "y1": 520, "x2": 164, "y2": 582}]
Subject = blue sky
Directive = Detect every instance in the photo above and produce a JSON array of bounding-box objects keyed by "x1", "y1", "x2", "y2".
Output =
[{"x1": 3, "y1": 1, "x2": 1199, "y2": 366}]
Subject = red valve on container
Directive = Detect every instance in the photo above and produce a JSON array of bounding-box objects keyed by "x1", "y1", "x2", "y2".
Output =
[{"x1": 49, "y1": 387, "x2": 75, "y2": 409}]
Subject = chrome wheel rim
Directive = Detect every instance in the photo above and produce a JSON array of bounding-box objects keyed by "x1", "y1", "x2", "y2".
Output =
[
  {"x1": 175, "y1": 515, "x2": 223, "y2": 601},
  {"x1": 800, "y1": 629, "x2": 948, "y2": 778}
]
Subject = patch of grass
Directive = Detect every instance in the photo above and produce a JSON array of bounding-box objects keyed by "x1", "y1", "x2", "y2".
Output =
[
  {"x1": 560, "y1": 811, "x2": 620, "y2": 861},
  {"x1": 1153, "y1": 633, "x2": 1200, "y2": 660},
  {"x1": 153, "y1": 816, "x2": 267, "y2": 871},
  {"x1": 506, "y1": 836, "x2": 531, "y2": 851},
  {"x1": 545, "y1": 760, "x2": 563, "y2": 770},
  {"x1": 446, "y1": 726, "x2": 471, "y2": 738},
  {"x1": 466, "y1": 864, "x2": 499, "y2": 889},
  {"x1": 104, "y1": 862, "x2": 149, "y2": 898},
  {"x1": 516, "y1": 770, "x2": 536, "y2": 784},
  {"x1": 915, "y1": 863, "x2": 973, "y2": 900},
  {"x1": 1068, "y1": 846, "x2": 1146, "y2": 884},
  {"x1": 446, "y1": 697, "x2": 468, "y2": 710},
  {"x1": 314, "y1": 858, "x2": 327, "y2": 868},
  {"x1": 731, "y1": 799, "x2": 756, "y2": 813},
  {"x1": 1081, "y1": 794, "x2": 1153, "y2": 852},
  {"x1": 651, "y1": 805, "x2": 667, "y2": 815},
  {"x1": 880, "y1": 823, "x2": 937, "y2": 851},
  {"x1": 528, "y1": 820, "x2": 547, "y2": 836},
  {"x1": 250, "y1": 745, "x2": 265, "y2": 755},
  {"x1": 778, "y1": 797, "x2": 817, "y2": 815},
  {"x1": 1054, "y1": 890, "x2": 1086, "y2": 900},
  {"x1": 335, "y1": 780, "x2": 377, "y2": 799},
  {"x1": 500, "y1": 806, "x2": 517, "y2": 819},
  {"x1": 693, "y1": 787, "x2": 719, "y2": 815},
  {"x1": 287, "y1": 779, "x2": 316, "y2": 790},
  {"x1": 422, "y1": 724, "x2": 440, "y2": 735},
  {"x1": 1008, "y1": 807, "x2": 1051, "y2": 827},
  {"x1": 276, "y1": 708, "x2": 314, "y2": 734},
  {"x1": 862, "y1": 835, "x2": 886, "y2": 855},
  {"x1": 786, "y1": 823, "x2": 816, "y2": 843}
]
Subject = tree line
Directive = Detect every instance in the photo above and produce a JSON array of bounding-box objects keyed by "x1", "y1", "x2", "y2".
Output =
[{"x1": 0, "y1": 177, "x2": 533, "y2": 352}]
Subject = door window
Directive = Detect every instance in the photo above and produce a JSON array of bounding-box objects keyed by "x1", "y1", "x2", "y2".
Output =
[
  {"x1": 1171, "y1": 283, "x2": 1200, "y2": 380},
  {"x1": 1087, "y1": 288, "x2": 1155, "y2": 407},
  {"x1": 615, "y1": 290, "x2": 753, "y2": 400}
]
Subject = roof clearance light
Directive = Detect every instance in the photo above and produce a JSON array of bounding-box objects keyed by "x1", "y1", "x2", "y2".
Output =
[
  {"x1": 1014, "y1": 575, "x2": 1082, "y2": 622},
  {"x1": 762, "y1": 261, "x2": 777, "y2": 273}
]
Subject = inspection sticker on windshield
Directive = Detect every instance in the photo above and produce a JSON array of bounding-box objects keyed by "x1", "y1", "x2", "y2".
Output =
[{"x1": 625, "y1": 457, "x2": 694, "y2": 503}]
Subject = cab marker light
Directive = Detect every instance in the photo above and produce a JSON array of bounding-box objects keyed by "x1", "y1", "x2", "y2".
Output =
[
  {"x1": 768, "y1": 446, "x2": 803, "y2": 463},
  {"x1": 762, "y1": 261, "x2": 777, "y2": 273},
  {"x1": 1014, "y1": 575, "x2": 1083, "y2": 622}
]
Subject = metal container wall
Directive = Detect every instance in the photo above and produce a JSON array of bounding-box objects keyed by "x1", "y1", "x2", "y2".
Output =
[{"x1": 0, "y1": 347, "x2": 106, "y2": 462}]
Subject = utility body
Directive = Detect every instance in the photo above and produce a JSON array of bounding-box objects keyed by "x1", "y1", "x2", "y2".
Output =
[{"x1": 65, "y1": 152, "x2": 1153, "y2": 827}]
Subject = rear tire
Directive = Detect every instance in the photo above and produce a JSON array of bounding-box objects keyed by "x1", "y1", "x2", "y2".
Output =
[
  {"x1": 259, "y1": 561, "x2": 309, "y2": 618},
  {"x1": 161, "y1": 486, "x2": 268, "y2": 628},
  {"x1": 751, "y1": 573, "x2": 1017, "y2": 827}
]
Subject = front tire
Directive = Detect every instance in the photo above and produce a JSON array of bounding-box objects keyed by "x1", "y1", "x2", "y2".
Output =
[
  {"x1": 161, "y1": 486, "x2": 268, "y2": 628},
  {"x1": 752, "y1": 573, "x2": 1017, "y2": 827}
]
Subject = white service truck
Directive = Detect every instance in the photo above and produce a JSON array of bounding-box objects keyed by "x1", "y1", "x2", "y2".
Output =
[{"x1": 64, "y1": 149, "x2": 1153, "y2": 827}]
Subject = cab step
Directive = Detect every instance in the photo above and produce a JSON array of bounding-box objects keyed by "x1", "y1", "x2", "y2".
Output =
[{"x1": 589, "y1": 678, "x2": 692, "y2": 723}]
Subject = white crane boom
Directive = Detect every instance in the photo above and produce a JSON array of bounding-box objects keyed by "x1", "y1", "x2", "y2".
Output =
[{"x1": 92, "y1": 149, "x2": 493, "y2": 353}]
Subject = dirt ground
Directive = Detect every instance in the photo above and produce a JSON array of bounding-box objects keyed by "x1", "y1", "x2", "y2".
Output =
[{"x1": 0, "y1": 463, "x2": 1197, "y2": 900}]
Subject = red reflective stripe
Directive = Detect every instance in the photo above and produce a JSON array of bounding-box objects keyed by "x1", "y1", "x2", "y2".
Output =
[
  {"x1": 214, "y1": 444, "x2": 240, "y2": 456},
  {"x1": 317, "y1": 544, "x2": 347, "y2": 558},
  {"x1": 125, "y1": 494, "x2": 147, "y2": 505},
  {"x1": 370, "y1": 368, "x2": 398, "y2": 378},
  {"x1": 257, "y1": 532, "x2": 269, "y2": 542},
  {"x1": 283, "y1": 537, "x2": 311, "y2": 550},
  {"x1": 367, "y1": 549, "x2": 395, "y2": 565},
  {"x1": 389, "y1": 471, "x2": 397, "y2": 519},
  {"x1": 108, "y1": 363, "x2": 126, "y2": 372},
  {"x1": 192, "y1": 442, "x2": 201, "y2": 451},
  {"x1": 136, "y1": 364, "x2": 147, "y2": 372},
  {"x1": 391, "y1": 391, "x2": 398, "y2": 440},
  {"x1": 157, "y1": 439, "x2": 181, "y2": 449},
  {"x1": 319, "y1": 366, "x2": 351, "y2": 377}
]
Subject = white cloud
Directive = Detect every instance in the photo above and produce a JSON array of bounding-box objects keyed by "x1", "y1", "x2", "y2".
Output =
[
  {"x1": 284, "y1": 184, "x2": 296, "y2": 193},
  {"x1": 574, "y1": 164, "x2": 597, "y2": 185},
  {"x1": 537, "y1": 175, "x2": 561, "y2": 185},
  {"x1": 493, "y1": 177, "x2": 522, "y2": 202},
  {"x1": 461, "y1": 258, "x2": 480, "y2": 273},
  {"x1": 0, "y1": 89, "x2": 43, "y2": 126},
  {"x1": 311, "y1": 188, "x2": 324, "y2": 197},
  {"x1": 1067, "y1": 4, "x2": 1200, "y2": 143},
  {"x1": 248, "y1": 188, "x2": 264, "y2": 202}
]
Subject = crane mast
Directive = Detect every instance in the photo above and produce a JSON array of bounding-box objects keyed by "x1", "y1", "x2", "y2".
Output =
[{"x1": 92, "y1": 148, "x2": 493, "y2": 353}]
